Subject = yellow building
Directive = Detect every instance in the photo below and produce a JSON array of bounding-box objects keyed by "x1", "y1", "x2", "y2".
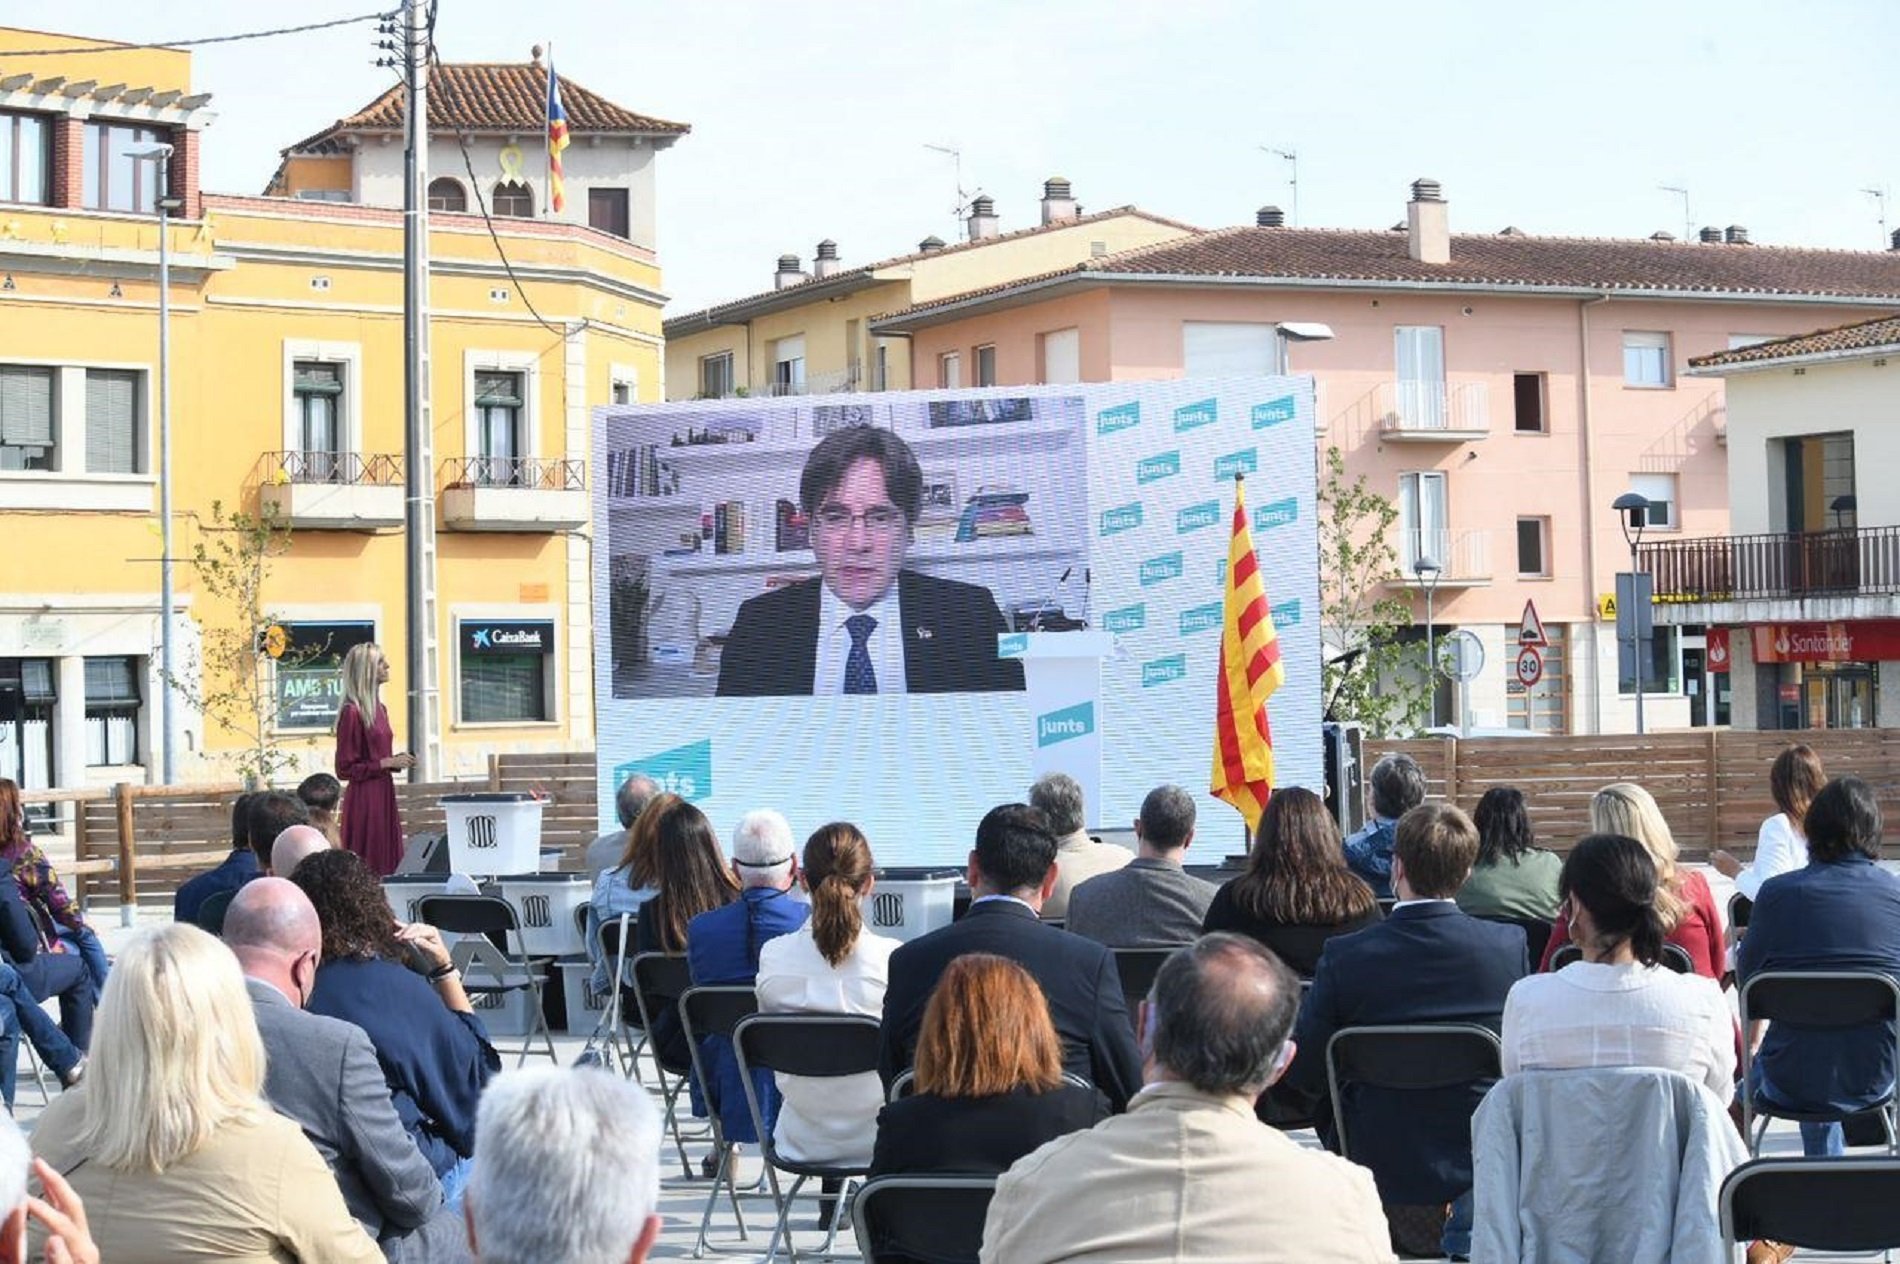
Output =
[
  {"x1": 0, "y1": 27, "x2": 687, "y2": 790},
  {"x1": 663, "y1": 180, "x2": 1198, "y2": 398}
]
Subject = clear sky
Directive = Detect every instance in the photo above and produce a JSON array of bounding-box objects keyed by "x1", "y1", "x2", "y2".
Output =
[{"x1": 32, "y1": 0, "x2": 1900, "y2": 313}]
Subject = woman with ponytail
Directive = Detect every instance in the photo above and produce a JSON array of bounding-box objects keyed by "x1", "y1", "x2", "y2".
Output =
[
  {"x1": 755, "y1": 822, "x2": 900, "y2": 1168},
  {"x1": 1501, "y1": 833, "x2": 1733, "y2": 1096}
]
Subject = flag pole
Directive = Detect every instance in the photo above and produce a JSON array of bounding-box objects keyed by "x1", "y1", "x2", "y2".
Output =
[{"x1": 542, "y1": 42, "x2": 553, "y2": 219}]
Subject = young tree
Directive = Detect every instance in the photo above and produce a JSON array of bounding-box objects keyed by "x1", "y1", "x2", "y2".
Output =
[{"x1": 1317, "y1": 447, "x2": 1432, "y2": 735}]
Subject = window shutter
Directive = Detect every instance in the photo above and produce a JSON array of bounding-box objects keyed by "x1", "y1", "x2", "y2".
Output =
[
  {"x1": 85, "y1": 369, "x2": 139, "y2": 473},
  {"x1": 293, "y1": 362, "x2": 344, "y2": 395},
  {"x1": 1183, "y1": 323, "x2": 1279, "y2": 377},
  {"x1": 474, "y1": 371, "x2": 523, "y2": 407},
  {"x1": 19, "y1": 660, "x2": 55, "y2": 703},
  {"x1": 0, "y1": 366, "x2": 54, "y2": 446}
]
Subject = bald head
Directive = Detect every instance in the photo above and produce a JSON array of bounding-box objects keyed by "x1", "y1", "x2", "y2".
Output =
[
  {"x1": 1148, "y1": 933, "x2": 1300, "y2": 1096},
  {"x1": 271, "y1": 825, "x2": 330, "y2": 879},
  {"x1": 224, "y1": 878, "x2": 322, "y2": 957}
]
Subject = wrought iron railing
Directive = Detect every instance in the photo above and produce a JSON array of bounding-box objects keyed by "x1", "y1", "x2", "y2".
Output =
[
  {"x1": 264, "y1": 450, "x2": 404, "y2": 486},
  {"x1": 440, "y1": 456, "x2": 585, "y2": 491},
  {"x1": 1639, "y1": 525, "x2": 1900, "y2": 603}
]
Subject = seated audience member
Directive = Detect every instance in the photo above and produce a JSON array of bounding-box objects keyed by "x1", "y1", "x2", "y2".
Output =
[
  {"x1": 1030, "y1": 773, "x2": 1130, "y2": 921},
  {"x1": 0, "y1": 864, "x2": 90, "y2": 1068},
  {"x1": 271, "y1": 825, "x2": 330, "y2": 881},
  {"x1": 630, "y1": 796, "x2": 739, "y2": 1073},
  {"x1": 1203, "y1": 786, "x2": 1380, "y2": 976},
  {"x1": 871, "y1": 953, "x2": 1105, "y2": 1179},
  {"x1": 687, "y1": 809, "x2": 810, "y2": 1146},
  {"x1": 1286, "y1": 802, "x2": 1527, "y2": 1261},
  {"x1": 198, "y1": 790, "x2": 311, "y2": 934},
  {"x1": 1067, "y1": 785, "x2": 1215, "y2": 948},
  {"x1": 980, "y1": 935, "x2": 1393, "y2": 1264},
  {"x1": 585, "y1": 774, "x2": 660, "y2": 881},
  {"x1": 1542, "y1": 783, "x2": 1722, "y2": 978},
  {"x1": 1712, "y1": 744, "x2": 1825, "y2": 902},
  {"x1": 224, "y1": 879, "x2": 467, "y2": 1264},
  {"x1": 1456, "y1": 786, "x2": 1562, "y2": 922},
  {"x1": 291, "y1": 849, "x2": 500, "y2": 1207},
  {"x1": 0, "y1": 957, "x2": 83, "y2": 1108},
  {"x1": 297, "y1": 773, "x2": 344, "y2": 846},
  {"x1": 174, "y1": 792, "x2": 259, "y2": 923},
  {"x1": 1738, "y1": 774, "x2": 1900, "y2": 1157},
  {"x1": 757, "y1": 823, "x2": 899, "y2": 1169},
  {"x1": 587, "y1": 782, "x2": 664, "y2": 995},
  {"x1": 464, "y1": 1067, "x2": 663, "y2": 1264},
  {"x1": 0, "y1": 779, "x2": 107, "y2": 999},
  {"x1": 1502, "y1": 834, "x2": 1734, "y2": 1096},
  {"x1": 28, "y1": 924, "x2": 381, "y2": 1262},
  {"x1": 879, "y1": 804, "x2": 1144, "y2": 1110},
  {"x1": 1344, "y1": 753, "x2": 1427, "y2": 899},
  {"x1": 0, "y1": 1110, "x2": 100, "y2": 1263}
]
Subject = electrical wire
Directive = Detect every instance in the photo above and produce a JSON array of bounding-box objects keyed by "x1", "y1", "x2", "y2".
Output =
[{"x1": 0, "y1": 11, "x2": 395, "y2": 58}]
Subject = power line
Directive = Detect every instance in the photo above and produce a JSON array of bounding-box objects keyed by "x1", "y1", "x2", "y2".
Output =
[{"x1": 0, "y1": 11, "x2": 394, "y2": 58}]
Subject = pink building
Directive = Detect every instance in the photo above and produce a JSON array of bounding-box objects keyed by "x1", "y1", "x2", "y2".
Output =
[{"x1": 870, "y1": 183, "x2": 1900, "y2": 734}]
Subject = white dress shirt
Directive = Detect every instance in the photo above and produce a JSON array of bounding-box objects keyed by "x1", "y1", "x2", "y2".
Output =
[
  {"x1": 1501, "y1": 960, "x2": 1736, "y2": 1097},
  {"x1": 813, "y1": 583, "x2": 907, "y2": 695},
  {"x1": 1733, "y1": 812, "x2": 1809, "y2": 901}
]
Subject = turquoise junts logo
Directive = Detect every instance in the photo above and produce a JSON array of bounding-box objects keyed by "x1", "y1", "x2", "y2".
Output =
[
  {"x1": 1270, "y1": 598, "x2": 1301, "y2": 627},
  {"x1": 1136, "y1": 450, "x2": 1181, "y2": 484},
  {"x1": 1097, "y1": 401, "x2": 1141, "y2": 436},
  {"x1": 997, "y1": 632, "x2": 1029, "y2": 658},
  {"x1": 1139, "y1": 552, "x2": 1184, "y2": 586},
  {"x1": 1176, "y1": 499, "x2": 1221, "y2": 533},
  {"x1": 1142, "y1": 654, "x2": 1188, "y2": 687},
  {"x1": 1173, "y1": 398, "x2": 1218, "y2": 433},
  {"x1": 1179, "y1": 602, "x2": 1224, "y2": 636},
  {"x1": 1253, "y1": 497, "x2": 1298, "y2": 530},
  {"x1": 1037, "y1": 700, "x2": 1096, "y2": 748},
  {"x1": 613, "y1": 739, "x2": 712, "y2": 802},
  {"x1": 1213, "y1": 447, "x2": 1258, "y2": 480},
  {"x1": 1100, "y1": 503, "x2": 1144, "y2": 536},
  {"x1": 1252, "y1": 395, "x2": 1297, "y2": 428},
  {"x1": 1102, "y1": 603, "x2": 1147, "y2": 633}
]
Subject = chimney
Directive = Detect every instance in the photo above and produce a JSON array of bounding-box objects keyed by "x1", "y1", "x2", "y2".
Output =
[
  {"x1": 918, "y1": 235, "x2": 946, "y2": 253},
  {"x1": 1650, "y1": 231, "x2": 1676, "y2": 242},
  {"x1": 1698, "y1": 226, "x2": 1723, "y2": 243},
  {"x1": 1256, "y1": 205, "x2": 1286, "y2": 228},
  {"x1": 1040, "y1": 176, "x2": 1077, "y2": 225},
  {"x1": 1725, "y1": 224, "x2": 1751, "y2": 245},
  {"x1": 1406, "y1": 178, "x2": 1449, "y2": 265},
  {"x1": 1891, "y1": 228, "x2": 1900, "y2": 251},
  {"x1": 812, "y1": 239, "x2": 841, "y2": 278},
  {"x1": 773, "y1": 253, "x2": 806, "y2": 289},
  {"x1": 966, "y1": 195, "x2": 999, "y2": 241}
]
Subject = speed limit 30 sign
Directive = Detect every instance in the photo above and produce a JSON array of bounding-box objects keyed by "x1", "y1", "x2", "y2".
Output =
[{"x1": 1515, "y1": 647, "x2": 1544, "y2": 688}]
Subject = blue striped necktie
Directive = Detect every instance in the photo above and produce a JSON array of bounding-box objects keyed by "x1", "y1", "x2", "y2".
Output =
[{"x1": 844, "y1": 614, "x2": 878, "y2": 695}]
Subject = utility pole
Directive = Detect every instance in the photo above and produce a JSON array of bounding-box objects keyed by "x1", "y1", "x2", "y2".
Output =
[{"x1": 401, "y1": 0, "x2": 441, "y2": 780}]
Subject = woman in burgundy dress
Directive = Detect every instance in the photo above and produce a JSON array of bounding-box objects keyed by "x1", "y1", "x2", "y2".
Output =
[{"x1": 335, "y1": 643, "x2": 413, "y2": 877}]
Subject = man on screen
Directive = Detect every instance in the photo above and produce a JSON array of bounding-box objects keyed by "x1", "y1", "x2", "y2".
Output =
[{"x1": 716, "y1": 426, "x2": 1025, "y2": 696}]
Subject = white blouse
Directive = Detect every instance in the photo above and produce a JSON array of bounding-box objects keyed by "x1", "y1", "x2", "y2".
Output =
[
  {"x1": 1733, "y1": 813, "x2": 1809, "y2": 902},
  {"x1": 1501, "y1": 960, "x2": 1736, "y2": 1098},
  {"x1": 754, "y1": 925, "x2": 900, "y2": 1166}
]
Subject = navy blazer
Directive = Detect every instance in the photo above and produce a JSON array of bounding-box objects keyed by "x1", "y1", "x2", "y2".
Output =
[
  {"x1": 877, "y1": 899, "x2": 1143, "y2": 1111},
  {"x1": 1284, "y1": 901, "x2": 1528, "y2": 1202},
  {"x1": 173, "y1": 849, "x2": 259, "y2": 925},
  {"x1": 1737, "y1": 855, "x2": 1900, "y2": 1114}
]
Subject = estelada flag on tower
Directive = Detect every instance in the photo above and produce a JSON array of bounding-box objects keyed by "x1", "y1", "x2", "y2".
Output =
[
  {"x1": 545, "y1": 60, "x2": 571, "y2": 213},
  {"x1": 1210, "y1": 475, "x2": 1284, "y2": 832}
]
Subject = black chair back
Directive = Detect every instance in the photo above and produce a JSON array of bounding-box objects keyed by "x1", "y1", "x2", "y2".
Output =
[
  {"x1": 1722, "y1": 1157, "x2": 1900, "y2": 1253},
  {"x1": 1475, "y1": 914, "x2": 1553, "y2": 965},
  {"x1": 1743, "y1": 972, "x2": 1900, "y2": 1029},
  {"x1": 1547, "y1": 941, "x2": 1581, "y2": 971},
  {"x1": 680, "y1": 985, "x2": 759, "y2": 1044},
  {"x1": 735, "y1": 1013, "x2": 880, "y2": 1081},
  {"x1": 1111, "y1": 946, "x2": 1180, "y2": 1021},
  {"x1": 1325, "y1": 1023, "x2": 1503, "y2": 1164},
  {"x1": 630, "y1": 952, "x2": 693, "y2": 1073},
  {"x1": 1729, "y1": 892, "x2": 1753, "y2": 934},
  {"x1": 851, "y1": 1175, "x2": 998, "y2": 1264},
  {"x1": 1659, "y1": 942, "x2": 1695, "y2": 975},
  {"x1": 413, "y1": 893, "x2": 518, "y2": 940}
]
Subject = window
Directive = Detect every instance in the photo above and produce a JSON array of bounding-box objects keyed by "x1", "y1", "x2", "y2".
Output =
[
  {"x1": 458, "y1": 620, "x2": 553, "y2": 723},
  {"x1": 939, "y1": 352, "x2": 962, "y2": 389},
  {"x1": 84, "y1": 369, "x2": 141, "y2": 474},
  {"x1": 610, "y1": 374, "x2": 637, "y2": 406},
  {"x1": 292, "y1": 362, "x2": 344, "y2": 479},
  {"x1": 698, "y1": 352, "x2": 735, "y2": 399},
  {"x1": 1629, "y1": 472, "x2": 1678, "y2": 530},
  {"x1": 0, "y1": 112, "x2": 51, "y2": 205},
  {"x1": 473, "y1": 371, "x2": 526, "y2": 480},
  {"x1": 588, "y1": 188, "x2": 630, "y2": 238},
  {"x1": 82, "y1": 121, "x2": 167, "y2": 213},
  {"x1": 0, "y1": 365, "x2": 55, "y2": 472},
  {"x1": 1516, "y1": 516, "x2": 1550, "y2": 576},
  {"x1": 1513, "y1": 372, "x2": 1546, "y2": 433},
  {"x1": 83, "y1": 656, "x2": 141, "y2": 766},
  {"x1": 1397, "y1": 471, "x2": 1448, "y2": 571},
  {"x1": 0, "y1": 659, "x2": 56, "y2": 790},
  {"x1": 873, "y1": 344, "x2": 889, "y2": 392},
  {"x1": 1039, "y1": 328, "x2": 1080, "y2": 385},
  {"x1": 273, "y1": 622, "x2": 374, "y2": 731},
  {"x1": 1395, "y1": 326, "x2": 1447, "y2": 428},
  {"x1": 491, "y1": 181, "x2": 533, "y2": 218},
  {"x1": 1622, "y1": 331, "x2": 1672, "y2": 387},
  {"x1": 1620, "y1": 625, "x2": 1681, "y2": 695},
  {"x1": 295, "y1": 189, "x2": 351, "y2": 203},
  {"x1": 974, "y1": 345, "x2": 997, "y2": 387},
  {"x1": 427, "y1": 178, "x2": 467, "y2": 212},
  {"x1": 772, "y1": 337, "x2": 806, "y2": 396},
  {"x1": 1183, "y1": 322, "x2": 1281, "y2": 377}
]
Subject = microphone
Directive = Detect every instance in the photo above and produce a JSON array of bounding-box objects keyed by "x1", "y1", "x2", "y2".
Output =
[
  {"x1": 1028, "y1": 566, "x2": 1073, "y2": 632},
  {"x1": 1080, "y1": 567, "x2": 1092, "y2": 629}
]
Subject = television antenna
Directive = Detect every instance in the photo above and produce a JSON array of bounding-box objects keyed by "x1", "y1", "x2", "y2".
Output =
[
  {"x1": 1259, "y1": 145, "x2": 1298, "y2": 226},
  {"x1": 1658, "y1": 185, "x2": 1692, "y2": 242},
  {"x1": 1864, "y1": 186, "x2": 1890, "y2": 247},
  {"x1": 924, "y1": 142, "x2": 974, "y2": 238}
]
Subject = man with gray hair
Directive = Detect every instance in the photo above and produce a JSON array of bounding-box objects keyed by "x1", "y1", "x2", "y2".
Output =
[
  {"x1": 1030, "y1": 772, "x2": 1130, "y2": 921},
  {"x1": 583, "y1": 774, "x2": 660, "y2": 881},
  {"x1": 1067, "y1": 785, "x2": 1216, "y2": 948},
  {"x1": 980, "y1": 934, "x2": 1392, "y2": 1263},
  {"x1": 1345, "y1": 752, "x2": 1428, "y2": 899},
  {"x1": 465, "y1": 1066, "x2": 662, "y2": 1264}
]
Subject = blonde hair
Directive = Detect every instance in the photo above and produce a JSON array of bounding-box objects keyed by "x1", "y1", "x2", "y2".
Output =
[
  {"x1": 1589, "y1": 783, "x2": 1687, "y2": 929},
  {"x1": 338, "y1": 641, "x2": 386, "y2": 733},
  {"x1": 71, "y1": 924, "x2": 267, "y2": 1172}
]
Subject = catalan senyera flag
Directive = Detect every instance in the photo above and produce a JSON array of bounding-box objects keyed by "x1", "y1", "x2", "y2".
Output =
[
  {"x1": 545, "y1": 60, "x2": 571, "y2": 213},
  {"x1": 1211, "y1": 475, "x2": 1285, "y2": 833}
]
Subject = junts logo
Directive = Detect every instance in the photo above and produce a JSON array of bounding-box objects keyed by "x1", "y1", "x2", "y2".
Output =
[
  {"x1": 466, "y1": 816, "x2": 499, "y2": 849},
  {"x1": 521, "y1": 894, "x2": 551, "y2": 927},
  {"x1": 872, "y1": 892, "x2": 905, "y2": 927}
]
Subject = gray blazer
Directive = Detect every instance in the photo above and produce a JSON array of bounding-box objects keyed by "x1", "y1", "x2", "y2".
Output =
[
  {"x1": 246, "y1": 978, "x2": 468, "y2": 1264},
  {"x1": 1066, "y1": 858, "x2": 1217, "y2": 948}
]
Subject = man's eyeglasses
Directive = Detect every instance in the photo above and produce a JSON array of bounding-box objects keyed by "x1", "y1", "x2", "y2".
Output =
[{"x1": 813, "y1": 504, "x2": 905, "y2": 535}]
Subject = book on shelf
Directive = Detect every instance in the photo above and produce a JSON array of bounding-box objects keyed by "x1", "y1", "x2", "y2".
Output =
[{"x1": 711, "y1": 500, "x2": 747, "y2": 555}]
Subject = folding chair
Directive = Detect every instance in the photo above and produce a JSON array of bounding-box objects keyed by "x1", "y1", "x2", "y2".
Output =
[
  {"x1": 413, "y1": 894, "x2": 557, "y2": 1067},
  {"x1": 1720, "y1": 1157, "x2": 1900, "y2": 1260},
  {"x1": 1728, "y1": 891, "x2": 1753, "y2": 937},
  {"x1": 1111, "y1": 946, "x2": 1182, "y2": 1030},
  {"x1": 680, "y1": 984, "x2": 769, "y2": 1258},
  {"x1": 888, "y1": 1068, "x2": 1089, "y2": 1104},
  {"x1": 630, "y1": 951, "x2": 707, "y2": 1178},
  {"x1": 591, "y1": 913, "x2": 647, "y2": 1080},
  {"x1": 1739, "y1": 970, "x2": 1900, "y2": 1157},
  {"x1": 850, "y1": 1174, "x2": 998, "y2": 1264},
  {"x1": 1325, "y1": 1023, "x2": 1502, "y2": 1205},
  {"x1": 734, "y1": 1013, "x2": 882, "y2": 1263},
  {"x1": 1547, "y1": 941, "x2": 1694, "y2": 974}
]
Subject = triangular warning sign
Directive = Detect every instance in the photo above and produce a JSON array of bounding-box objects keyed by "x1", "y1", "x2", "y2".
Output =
[{"x1": 1519, "y1": 600, "x2": 1549, "y2": 647}]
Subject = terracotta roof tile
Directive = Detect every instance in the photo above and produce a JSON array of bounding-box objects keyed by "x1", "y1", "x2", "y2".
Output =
[{"x1": 1688, "y1": 313, "x2": 1900, "y2": 369}]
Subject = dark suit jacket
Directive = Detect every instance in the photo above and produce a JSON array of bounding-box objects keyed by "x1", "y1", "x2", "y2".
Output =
[
  {"x1": 716, "y1": 570, "x2": 1025, "y2": 696},
  {"x1": 1737, "y1": 855, "x2": 1900, "y2": 1115},
  {"x1": 877, "y1": 900, "x2": 1143, "y2": 1110},
  {"x1": 1283, "y1": 901, "x2": 1528, "y2": 1203},
  {"x1": 868, "y1": 1083, "x2": 1108, "y2": 1178},
  {"x1": 174, "y1": 849, "x2": 259, "y2": 924}
]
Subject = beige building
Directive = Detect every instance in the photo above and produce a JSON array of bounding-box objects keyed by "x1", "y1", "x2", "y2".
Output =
[{"x1": 662, "y1": 178, "x2": 1197, "y2": 399}]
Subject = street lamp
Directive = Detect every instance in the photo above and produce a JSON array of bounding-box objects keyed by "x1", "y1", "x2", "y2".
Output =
[
  {"x1": 1413, "y1": 555, "x2": 1443, "y2": 727},
  {"x1": 1613, "y1": 491, "x2": 1650, "y2": 736},
  {"x1": 128, "y1": 142, "x2": 180, "y2": 784}
]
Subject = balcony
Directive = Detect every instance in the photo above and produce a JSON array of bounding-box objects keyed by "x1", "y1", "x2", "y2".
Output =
[
  {"x1": 1392, "y1": 528, "x2": 1492, "y2": 588},
  {"x1": 1640, "y1": 526, "x2": 1900, "y2": 622},
  {"x1": 765, "y1": 364, "x2": 863, "y2": 397},
  {"x1": 1377, "y1": 379, "x2": 1491, "y2": 442},
  {"x1": 257, "y1": 451, "x2": 404, "y2": 530},
  {"x1": 440, "y1": 457, "x2": 587, "y2": 533}
]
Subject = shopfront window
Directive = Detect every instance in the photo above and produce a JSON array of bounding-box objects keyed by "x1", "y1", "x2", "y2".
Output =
[
  {"x1": 271, "y1": 621, "x2": 375, "y2": 731},
  {"x1": 0, "y1": 659, "x2": 55, "y2": 790},
  {"x1": 458, "y1": 620, "x2": 554, "y2": 723}
]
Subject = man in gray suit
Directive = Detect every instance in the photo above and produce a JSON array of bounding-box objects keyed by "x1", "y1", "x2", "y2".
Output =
[
  {"x1": 225, "y1": 879, "x2": 469, "y2": 1264},
  {"x1": 1067, "y1": 785, "x2": 1216, "y2": 948}
]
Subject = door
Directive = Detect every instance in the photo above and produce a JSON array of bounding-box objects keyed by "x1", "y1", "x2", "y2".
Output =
[
  {"x1": 1395, "y1": 326, "x2": 1446, "y2": 429},
  {"x1": 1398, "y1": 471, "x2": 1449, "y2": 571},
  {"x1": 1682, "y1": 647, "x2": 1707, "y2": 726}
]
